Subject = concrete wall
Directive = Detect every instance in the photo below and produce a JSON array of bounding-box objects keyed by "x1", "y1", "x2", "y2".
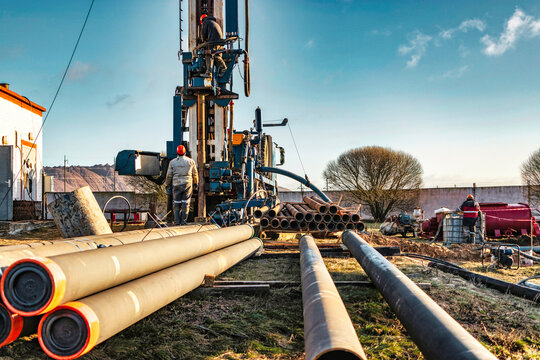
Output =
[{"x1": 279, "y1": 185, "x2": 532, "y2": 220}]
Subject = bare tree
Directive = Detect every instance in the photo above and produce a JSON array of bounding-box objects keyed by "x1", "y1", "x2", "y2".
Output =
[
  {"x1": 323, "y1": 146, "x2": 423, "y2": 221},
  {"x1": 521, "y1": 148, "x2": 540, "y2": 206},
  {"x1": 125, "y1": 176, "x2": 168, "y2": 217}
]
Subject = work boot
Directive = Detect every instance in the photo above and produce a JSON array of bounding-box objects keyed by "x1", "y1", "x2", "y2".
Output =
[{"x1": 181, "y1": 205, "x2": 189, "y2": 225}]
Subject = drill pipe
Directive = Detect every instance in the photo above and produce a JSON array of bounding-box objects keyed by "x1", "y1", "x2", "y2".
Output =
[
  {"x1": 335, "y1": 223, "x2": 346, "y2": 231},
  {"x1": 341, "y1": 231, "x2": 497, "y2": 360},
  {"x1": 327, "y1": 223, "x2": 336, "y2": 232},
  {"x1": 308, "y1": 222, "x2": 318, "y2": 231},
  {"x1": 299, "y1": 221, "x2": 308, "y2": 231},
  {"x1": 260, "y1": 217, "x2": 270, "y2": 228},
  {"x1": 285, "y1": 204, "x2": 304, "y2": 221},
  {"x1": 280, "y1": 218, "x2": 291, "y2": 229},
  {"x1": 341, "y1": 213, "x2": 351, "y2": 222},
  {"x1": 271, "y1": 218, "x2": 281, "y2": 228},
  {"x1": 290, "y1": 220, "x2": 300, "y2": 230},
  {"x1": 254, "y1": 206, "x2": 270, "y2": 219},
  {"x1": 355, "y1": 222, "x2": 365, "y2": 232},
  {"x1": 300, "y1": 235, "x2": 366, "y2": 360},
  {"x1": 2, "y1": 225, "x2": 254, "y2": 316},
  {"x1": 0, "y1": 303, "x2": 40, "y2": 347},
  {"x1": 332, "y1": 214, "x2": 342, "y2": 222},
  {"x1": 317, "y1": 223, "x2": 327, "y2": 232},
  {"x1": 295, "y1": 204, "x2": 314, "y2": 222},
  {"x1": 303, "y1": 196, "x2": 327, "y2": 213},
  {"x1": 323, "y1": 214, "x2": 333, "y2": 223},
  {"x1": 267, "y1": 203, "x2": 283, "y2": 218},
  {"x1": 38, "y1": 238, "x2": 263, "y2": 360},
  {"x1": 309, "y1": 196, "x2": 338, "y2": 214},
  {"x1": 346, "y1": 223, "x2": 356, "y2": 230},
  {"x1": 0, "y1": 224, "x2": 218, "y2": 271}
]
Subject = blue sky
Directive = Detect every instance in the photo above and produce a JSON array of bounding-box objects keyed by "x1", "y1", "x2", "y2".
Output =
[{"x1": 1, "y1": 0, "x2": 540, "y2": 190}]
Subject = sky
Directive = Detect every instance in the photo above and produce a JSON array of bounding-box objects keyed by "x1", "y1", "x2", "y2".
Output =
[{"x1": 1, "y1": 0, "x2": 540, "y2": 190}]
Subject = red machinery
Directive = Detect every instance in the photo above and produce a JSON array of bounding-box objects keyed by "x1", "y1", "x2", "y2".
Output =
[
  {"x1": 421, "y1": 203, "x2": 540, "y2": 239},
  {"x1": 480, "y1": 203, "x2": 540, "y2": 238}
]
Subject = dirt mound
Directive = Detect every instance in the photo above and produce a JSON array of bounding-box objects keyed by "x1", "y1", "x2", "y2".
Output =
[{"x1": 364, "y1": 232, "x2": 479, "y2": 261}]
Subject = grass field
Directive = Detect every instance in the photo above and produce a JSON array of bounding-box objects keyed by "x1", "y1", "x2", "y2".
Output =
[{"x1": 0, "y1": 225, "x2": 539, "y2": 359}]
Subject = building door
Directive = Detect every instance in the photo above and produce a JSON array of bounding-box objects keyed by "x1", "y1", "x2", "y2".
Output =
[{"x1": 0, "y1": 146, "x2": 13, "y2": 220}]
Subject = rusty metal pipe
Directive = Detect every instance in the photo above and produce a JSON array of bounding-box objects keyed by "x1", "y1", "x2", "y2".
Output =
[
  {"x1": 2, "y1": 225, "x2": 254, "y2": 316},
  {"x1": 317, "y1": 223, "x2": 327, "y2": 232},
  {"x1": 308, "y1": 222, "x2": 318, "y2": 231},
  {"x1": 336, "y1": 223, "x2": 346, "y2": 231},
  {"x1": 260, "y1": 217, "x2": 270, "y2": 228},
  {"x1": 345, "y1": 223, "x2": 356, "y2": 230},
  {"x1": 341, "y1": 213, "x2": 351, "y2": 222},
  {"x1": 299, "y1": 221, "x2": 308, "y2": 231},
  {"x1": 351, "y1": 214, "x2": 361, "y2": 222},
  {"x1": 286, "y1": 204, "x2": 304, "y2": 221},
  {"x1": 341, "y1": 231, "x2": 497, "y2": 360},
  {"x1": 293, "y1": 204, "x2": 313, "y2": 222},
  {"x1": 290, "y1": 220, "x2": 299, "y2": 230},
  {"x1": 254, "y1": 206, "x2": 270, "y2": 219},
  {"x1": 332, "y1": 214, "x2": 342, "y2": 222},
  {"x1": 267, "y1": 203, "x2": 283, "y2": 218},
  {"x1": 303, "y1": 196, "x2": 327, "y2": 213},
  {"x1": 271, "y1": 218, "x2": 280, "y2": 228},
  {"x1": 37, "y1": 238, "x2": 263, "y2": 359},
  {"x1": 355, "y1": 222, "x2": 365, "y2": 232},
  {"x1": 323, "y1": 214, "x2": 332, "y2": 223},
  {"x1": 0, "y1": 225, "x2": 218, "y2": 271},
  {"x1": 310, "y1": 196, "x2": 338, "y2": 214},
  {"x1": 300, "y1": 235, "x2": 366, "y2": 360},
  {"x1": 314, "y1": 213, "x2": 323, "y2": 222},
  {"x1": 280, "y1": 218, "x2": 291, "y2": 229},
  {"x1": 327, "y1": 223, "x2": 336, "y2": 232}
]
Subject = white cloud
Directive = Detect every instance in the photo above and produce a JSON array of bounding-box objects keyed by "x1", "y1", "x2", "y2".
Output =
[
  {"x1": 428, "y1": 65, "x2": 469, "y2": 81},
  {"x1": 440, "y1": 18, "x2": 485, "y2": 40},
  {"x1": 398, "y1": 31, "x2": 432, "y2": 68},
  {"x1": 372, "y1": 29, "x2": 392, "y2": 36},
  {"x1": 482, "y1": 8, "x2": 540, "y2": 56},
  {"x1": 304, "y1": 39, "x2": 315, "y2": 49},
  {"x1": 67, "y1": 61, "x2": 92, "y2": 81}
]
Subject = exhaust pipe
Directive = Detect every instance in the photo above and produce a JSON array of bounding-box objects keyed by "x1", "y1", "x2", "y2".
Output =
[
  {"x1": 300, "y1": 235, "x2": 366, "y2": 360},
  {"x1": 38, "y1": 239, "x2": 263, "y2": 359},
  {"x1": 341, "y1": 231, "x2": 497, "y2": 360},
  {"x1": 2, "y1": 225, "x2": 254, "y2": 316}
]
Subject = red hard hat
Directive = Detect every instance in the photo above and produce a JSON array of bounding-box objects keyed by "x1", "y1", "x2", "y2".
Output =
[
  {"x1": 200, "y1": 14, "x2": 208, "y2": 24},
  {"x1": 177, "y1": 145, "x2": 186, "y2": 156},
  {"x1": 467, "y1": 194, "x2": 474, "y2": 199}
]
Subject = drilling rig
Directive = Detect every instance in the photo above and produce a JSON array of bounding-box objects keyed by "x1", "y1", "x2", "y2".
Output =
[{"x1": 115, "y1": 0, "x2": 328, "y2": 225}]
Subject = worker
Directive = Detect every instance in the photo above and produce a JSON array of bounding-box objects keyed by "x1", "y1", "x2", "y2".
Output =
[
  {"x1": 458, "y1": 194, "x2": 480, "y2": 243},
  {"x1": 200, "y1": 14, "x2": 227, "y2": 77},
  {"x1": 166, "y1": 145, "x2": 199, "y2": 225}
]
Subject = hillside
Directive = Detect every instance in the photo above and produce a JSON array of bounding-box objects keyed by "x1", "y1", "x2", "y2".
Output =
[{"x1": 43, "y1": 164, "x2": 134, "y2": 192}]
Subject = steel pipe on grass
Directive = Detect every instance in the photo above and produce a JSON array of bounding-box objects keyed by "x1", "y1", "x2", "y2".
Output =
[
  {"x1": 38, "y1": 238, "x2": 263, "y2": 360},
  {"x1": 300, "y1": 235, "x2": 366, "y2": 360},
  {"x1": 2, "y1": 225, "x2": 254, "y2": 316},
  {"x1": 0, "y1": 224, "x2": 218, "y2": 271},
  {"x1": 341, "y1": 230, "x2": 497, "y2": 360}
]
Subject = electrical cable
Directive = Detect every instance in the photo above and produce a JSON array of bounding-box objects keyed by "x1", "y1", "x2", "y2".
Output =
[
  {"x1": 286, "y1": 122, "x2": 308, "y2": 178},
  {"x1": 0, "y1": 0, "x2": 95, "y2": 209}
]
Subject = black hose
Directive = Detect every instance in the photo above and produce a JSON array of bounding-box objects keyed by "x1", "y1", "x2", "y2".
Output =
[{"x1": 397, "y1": 253, "x2": 465, "y2": 270}]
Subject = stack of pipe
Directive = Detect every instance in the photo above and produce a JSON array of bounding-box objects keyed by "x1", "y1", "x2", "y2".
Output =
[
  {"x1": 257, "y1": 196, "x2": 364, "y2": 233},
  {"x1": 0, "y1": 225, "x2": 262, "y2": 359}
]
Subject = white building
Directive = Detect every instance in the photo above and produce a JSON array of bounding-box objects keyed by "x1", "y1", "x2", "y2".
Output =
[{"x1": 0, "y1": 83, "x2": 46, "y2": 220}]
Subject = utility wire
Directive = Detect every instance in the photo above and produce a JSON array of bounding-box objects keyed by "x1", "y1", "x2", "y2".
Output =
[
  {"x1": 287, "y1": 122, "x2": 307, "y2": 177},
  {"x1": 0, "y1": 0, "x2": 95, "y2": 209}
]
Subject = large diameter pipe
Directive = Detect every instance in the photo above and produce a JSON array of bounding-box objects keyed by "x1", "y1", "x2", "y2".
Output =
[
  {"x1": 341, "y1": 231, "x2": 497, "y2": 360},
  {"x1": 300, "y1": 235, "x2": 366, "y2": 360},
  {"x1": 268, "y1": 203, "x2": 283, "y2": 218},
  {"x1": 0, "y1": 224, "x2": 218, "y2": 271},
  {"x1": 38, "y1": 238, "x2": 263, "y2": 359},
  {"x1": 2, "y1": 225, "x2": 254, "y2": 316},
  {"x1": 295, "y1": 204, "x2": 314, "y2": 222},
  {"x1": 0, "y1": 303, "x2": 40, "y2": 347},
  {"x1": 254, "y1": 206, "x2": 270, "y2": 219}
]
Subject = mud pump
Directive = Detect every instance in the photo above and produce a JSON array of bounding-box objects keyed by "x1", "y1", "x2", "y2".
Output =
[{"x1": 114, "y1": 0, "x2": 326, "y2": 225}]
